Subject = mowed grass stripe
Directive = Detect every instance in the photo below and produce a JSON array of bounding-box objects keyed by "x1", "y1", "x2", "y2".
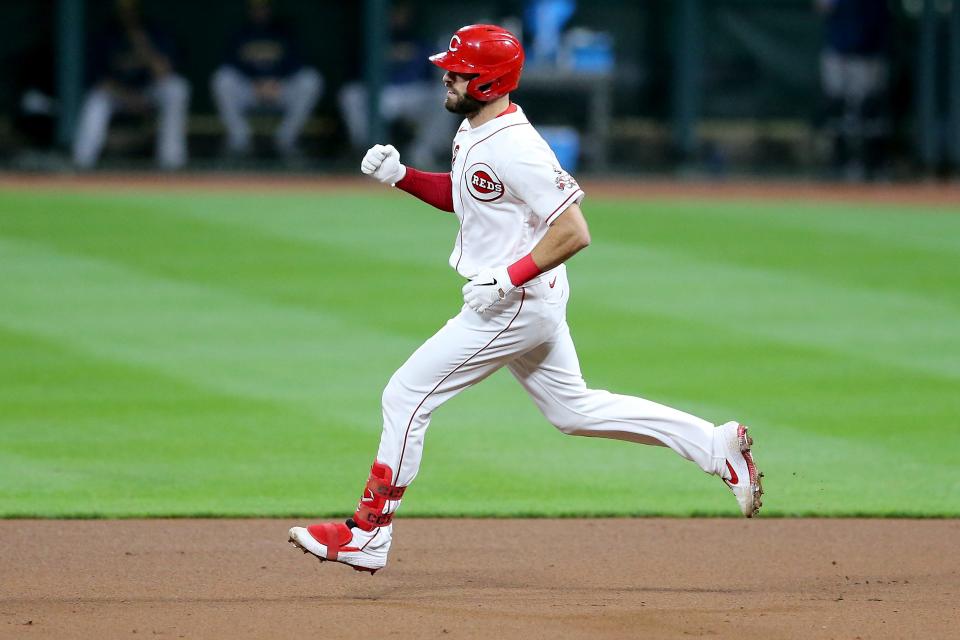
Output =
[
  {"x1": 0, "y1": 192, "x2": 462, "y2": 341},
  {"x1": 162, "y1": 192, "x2": 960, "y2": 310},
  {"x1": 601, "y1": 196, "x2": 960, "y2": 252},
  {"x1": 568, "y1": 297, "x2": 959, "y2": 453},
  {"x1": 0, "y1": 326, "x2": 378, "y2": 517},
  {"x1": 0, "y1": 236, "x2": 405, "y2": 422},
  {"x1": 171, "y1": 191, "x2": 461, "y2": 265},
  {"x1": 573, "y1": 212, "x2": 960, "y2": 377},
  {"x1": 588, "y1": 198, "x2": 960, "y2": 305},
  {"x1": 576, "y1": 239, "x2": 960, "y2": 380}
]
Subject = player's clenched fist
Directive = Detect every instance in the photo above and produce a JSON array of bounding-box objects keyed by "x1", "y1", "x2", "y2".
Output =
[
  {"x1": 361, "y1": 144, "x2": 406, "y2": 185},
  {"x1": 462, "y1": 266, "x2": 515, "y2": 313}
]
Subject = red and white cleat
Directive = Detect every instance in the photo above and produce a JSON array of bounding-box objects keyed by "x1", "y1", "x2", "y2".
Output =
[
  {"x1": 717, "y1": 422, "x2": 764, "y2": 518},
  {"x1": 288, "y1": 522, "x2": 392, "y2": 574}
]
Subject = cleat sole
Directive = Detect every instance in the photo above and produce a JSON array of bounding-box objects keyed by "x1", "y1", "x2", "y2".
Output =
[{"x1": 738, "y1": 424, "x2": 763, "y2": 518}]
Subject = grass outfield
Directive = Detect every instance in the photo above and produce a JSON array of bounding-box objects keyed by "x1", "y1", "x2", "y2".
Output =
[{"x1": 1, "y1": 186, "x2": 958, "y2": 518}]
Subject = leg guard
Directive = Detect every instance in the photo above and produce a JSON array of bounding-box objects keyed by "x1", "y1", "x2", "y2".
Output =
[{"x1": 352, "y1": 461, "x2": 406, "y2": 531}]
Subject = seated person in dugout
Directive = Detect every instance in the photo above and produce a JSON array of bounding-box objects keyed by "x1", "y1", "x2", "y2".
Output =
[
  {"x1": 211, "y1": 0, "x2": 324, "y2": 158},
  {"x1": 73, "y1": 0, "x2": 190, "y2": 170},
  {"x1": 338, "y1": 2, "x2": 453, "y2": 169}
]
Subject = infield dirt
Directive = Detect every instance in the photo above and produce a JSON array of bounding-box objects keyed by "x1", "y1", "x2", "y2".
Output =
[{"x1": 2, "y1": 519, "x2": 957, "y2": 639}]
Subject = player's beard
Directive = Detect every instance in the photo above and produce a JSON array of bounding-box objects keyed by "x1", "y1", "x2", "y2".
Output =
[{"x1": 445, "y1": 90, "x2": 484, "y2": 117}]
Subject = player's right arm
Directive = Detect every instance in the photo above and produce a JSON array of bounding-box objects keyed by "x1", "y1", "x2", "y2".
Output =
[{"x1": 361, "y1": 144, "x2": 454, "y2": 213}]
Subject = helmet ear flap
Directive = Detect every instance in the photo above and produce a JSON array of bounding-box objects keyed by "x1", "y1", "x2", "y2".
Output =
[
  {"x1": 467, "y1": 66, "x2": 508, "y2": 101},
  {"x1": 471, "y1": 79, "x2": 495, "y2": 101}
]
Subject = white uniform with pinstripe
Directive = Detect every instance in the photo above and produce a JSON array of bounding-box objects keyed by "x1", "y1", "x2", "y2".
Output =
[{"x1": 377, "y1": 103, "x2": 726, "y2": 508}]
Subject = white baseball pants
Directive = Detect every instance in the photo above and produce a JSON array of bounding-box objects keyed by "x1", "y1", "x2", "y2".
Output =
[
  {"x1": 377, "y1": 267, "x2": 725, "y2": 509},
  {"x1": 72, "y1": 75, "x2": 190, "y2": 169},
  {"x1": 211, "y1": 66, "x2": 323, "y2": 153}
]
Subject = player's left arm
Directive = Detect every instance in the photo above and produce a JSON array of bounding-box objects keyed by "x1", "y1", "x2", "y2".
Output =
[
  {"x1": 462, "y1": 145, "x2": 589, "y2": 313},
  {"x1": 462, "y1": 203, "x2": 589, "y2": 314},
  {"x1": 529, "y1": 202, "x2": 590, "y2": 272}
]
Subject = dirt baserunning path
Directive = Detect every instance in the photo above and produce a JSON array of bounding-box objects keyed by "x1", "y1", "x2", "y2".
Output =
[{"x1": 2, "y1": 519, "x2": 957, "y2": 639}]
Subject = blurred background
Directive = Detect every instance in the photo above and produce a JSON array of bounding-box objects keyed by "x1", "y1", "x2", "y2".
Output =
[{"x1": 0, "y1": 0, "x2": 958, "y2": 180}]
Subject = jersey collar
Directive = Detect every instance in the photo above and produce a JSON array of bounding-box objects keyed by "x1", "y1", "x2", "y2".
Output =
[
  {"x1": 464, "y1": 102, "x2": 526, "y2": 136},
  {"x1": 496, "y1": 102, "x2": 518, "y2": 118}
]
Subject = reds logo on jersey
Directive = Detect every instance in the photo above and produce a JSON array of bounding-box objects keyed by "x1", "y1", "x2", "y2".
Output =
[{"x1": 465, "y1": 163, "x2": 504, "y2": 202}]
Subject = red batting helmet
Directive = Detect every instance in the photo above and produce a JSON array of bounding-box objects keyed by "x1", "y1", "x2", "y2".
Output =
[{"x1": 429, "y1": 24, "x2": 525, "y2": 102}]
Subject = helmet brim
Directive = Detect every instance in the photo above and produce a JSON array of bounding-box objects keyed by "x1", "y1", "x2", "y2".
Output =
[{"x1": 428, "y1": 52, "x2": 479, "y2": 75}]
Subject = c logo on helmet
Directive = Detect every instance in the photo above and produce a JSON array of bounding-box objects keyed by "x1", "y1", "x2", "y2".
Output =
[
  {"x1": 449, "y1": 35, "x2": 462, "y2": 52},
  {"x1": 465, "y1": 163, "x2": 505, "y2": 202}
]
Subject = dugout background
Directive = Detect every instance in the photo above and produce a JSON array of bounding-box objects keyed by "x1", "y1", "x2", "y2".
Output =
[{"x1": 0, "y1": 0, "x2": 956, "y2": 175}]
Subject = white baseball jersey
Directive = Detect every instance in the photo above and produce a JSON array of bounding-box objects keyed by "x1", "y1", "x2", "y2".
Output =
[{"x1": 448, "y1": 103, "x2": 585, "y2": 279}]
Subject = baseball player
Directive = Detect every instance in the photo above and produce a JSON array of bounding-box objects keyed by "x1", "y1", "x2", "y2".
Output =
[
  {"x1": 289, "y1": 25, "x2": 763, "y2": 574},
  {"x1": 72, "y1": 0, "x2": 189, "y2": 170},
  {"x1": 211, "y1": 0, "x2": 323, "y2": 159},
  {"x1": 338, "y1": 2, "x2": 453, "y2": 168}
]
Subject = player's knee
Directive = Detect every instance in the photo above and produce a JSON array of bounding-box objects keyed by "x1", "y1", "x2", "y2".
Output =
[
  {"x1": 339, "y1": 84, "x2": 364, "y2": 111},
  {"x1": 211, "y1": 67, "x2": 235, "y2": 97},
  {"x1": 381, "y1": 373, "x2": 413, "y2": 416},
  {"x1": 381, "y1": 376, "x2": 398, "y2": 408},
  {"x1": 82, "y1": 89, "x2": 111, "y2": 111},
  {"x1": 158, "y1": 76, "x2": 190, "y2": 104},
  {"x1": 543, "y1": 405, "x2": 591, "y2": 436},
  {"x1": 380, "y1": 373, "x2": 430, "y2": 438},
  {"x1": 555, "y1": 421, "x2": 590, "y2": 436},
  {"x1": 295, "y1": 67, "x2": 324, "y2": 99}
]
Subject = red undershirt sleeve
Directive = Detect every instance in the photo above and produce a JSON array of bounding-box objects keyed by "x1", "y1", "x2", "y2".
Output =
[{"x1": 395, "y1": 168, "x2": 455, "y2": 213}]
